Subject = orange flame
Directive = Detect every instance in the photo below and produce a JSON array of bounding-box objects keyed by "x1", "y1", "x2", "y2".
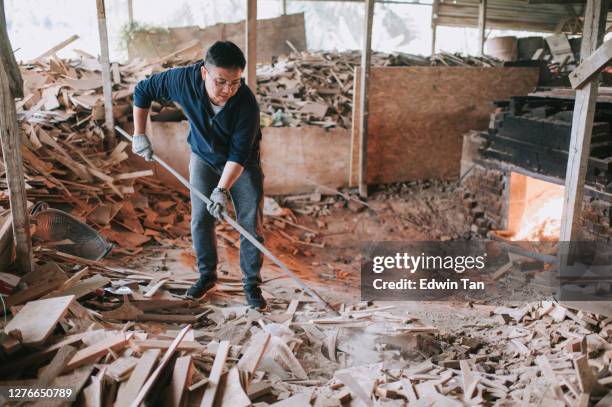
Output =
[{"x1": 511, "y1": 190, "x2": 564, "y2": 241}]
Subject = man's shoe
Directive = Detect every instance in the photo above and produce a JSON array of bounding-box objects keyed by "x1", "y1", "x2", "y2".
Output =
[
  {"x1": 185, "y1": 276, "x2": 217, "y2": 299},
  {"x1": 244, "y1": 285, "x2": 267, "y2": 310}
]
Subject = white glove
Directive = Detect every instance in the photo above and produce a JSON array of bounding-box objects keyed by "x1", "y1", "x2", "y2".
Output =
[
  {"x1": 207, "y1": 187, "x2": 230, "y2": 220},
  {"x1": 132, "y1": 134, "x2": 153, "y2": 161}
]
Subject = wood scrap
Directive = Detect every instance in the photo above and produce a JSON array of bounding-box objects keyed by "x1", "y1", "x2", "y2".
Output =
[
  {"x1": 200, "y1": 340, "x2": 230, "y2": 407},
  {"x1": 3, "y1": 295, "x2": 74, "y2": 345},
  {"x1": 130, "y1": 325, "x2": 191, "y2": 407}
]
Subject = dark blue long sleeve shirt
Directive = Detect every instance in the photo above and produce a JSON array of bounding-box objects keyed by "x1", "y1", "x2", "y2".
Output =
[{"x1": 133, "y1": 61, "x2": 261, "y2": 171}]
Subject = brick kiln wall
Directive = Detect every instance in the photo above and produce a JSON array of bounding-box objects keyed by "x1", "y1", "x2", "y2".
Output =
[
  {"x1": 461, "y1": 166, "x2": 506, "y2": 237},
  {"x1": 461, "y1": 164, "x2": 612, "y2": 242}
]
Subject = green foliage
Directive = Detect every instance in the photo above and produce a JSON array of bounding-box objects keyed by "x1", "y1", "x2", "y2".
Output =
[{"x1": 118, "y1": 21, "x2": 169, "y2": 52}]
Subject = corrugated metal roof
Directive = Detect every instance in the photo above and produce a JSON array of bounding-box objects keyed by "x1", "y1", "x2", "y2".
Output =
[{"x1": 433, "y1": 0, "x2": 590, "y2": 32}]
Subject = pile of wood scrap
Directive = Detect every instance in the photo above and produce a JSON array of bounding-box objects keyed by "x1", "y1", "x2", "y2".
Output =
[
  {"x1": 6, "y1": 50, "x2": 195, "y2": 256},
  {"x1": 257, "y1": 50, "x2": 501, "y2": 129},
  {"x1": 3, "y1": 252, "x2": 612, "y2": 406},
  {"x1": 428, "y1": 301, "x2": 612, "y2": 406}
]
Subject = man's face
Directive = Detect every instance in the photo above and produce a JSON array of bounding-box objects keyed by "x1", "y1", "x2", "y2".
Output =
[{"x1": 201, "y1": 64, "x2": 242, "y2": 106}]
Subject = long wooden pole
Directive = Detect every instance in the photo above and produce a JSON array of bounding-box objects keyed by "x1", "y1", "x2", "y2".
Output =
[
  {"x1": 358, "y1": 0, "x2": 374, "y2": 198},
  {"x1": 96, "y1": 0, "x2": 114, "y2": 134},
  {"x1": 431, "y1": 0, "x2": 439, "y2": 55},
  {"x1": 477, "y1": 0, "x2": 487, "y2": 56},
  {"x1": 0, "y1": 0, "x2": 33, "y2": 275},
  {"x1": 128, "y1": 0, "x2": 134, "y2": 24},
  {"x1": 559, "y1": 0, "x2": 608, "y2": 250},
  {"x1": 246, "y1": 0, "x2": 257, "y2": 92}
]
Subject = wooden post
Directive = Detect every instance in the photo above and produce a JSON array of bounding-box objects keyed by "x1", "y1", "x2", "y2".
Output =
[
  {"x1": 128, "y1": 0, "x2": 134, "y2": 24},
  {"x1": 246, "y1": 0, "x2": 257, "y2": 92},
  {"x1": 477, "y1": 0, "x2": 487, "y2": 56},
  {"x1": 96, "y1": 0, "x2": 114, "y2": 134},
  {"x1": 0, "y1": 0, "x2": 33, "y2": 275},
  {"x1": 559, "y1": 0, "x2": 608, "y2": 249},
  {"x1": 431, "y1": 0, "x2": 439, "y2": 55},
  {"x1": 358, "y1": 0, "x2": 375, "y2": 198},
  {"x1": 431, "y1": 24, "x2": 437, "y2": 55}
]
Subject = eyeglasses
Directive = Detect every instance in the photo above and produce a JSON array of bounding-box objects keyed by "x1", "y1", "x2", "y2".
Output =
[{"x1": 206, "y1": 70, "x2": 242, "y2": 90}]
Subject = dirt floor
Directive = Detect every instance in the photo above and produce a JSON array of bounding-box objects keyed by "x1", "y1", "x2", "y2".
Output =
[
  {"x1": 4, "y1": 178, "x2": 610, "y2": 405},
  {"x1": 105, "y1": 178, "x2": 500, "y2": 369},
  {"x1": 109, "y1": 178, "x2": 471, "y2": 308}
]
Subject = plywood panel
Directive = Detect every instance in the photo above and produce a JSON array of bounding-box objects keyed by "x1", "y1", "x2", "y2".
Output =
[
  {"x1": 350, "y1": 66, "x2": 539, "y2": 186},
  {"x1": 146, "y1": 121, "x2": 350, "y2": 196},
  {"x1": 4, "y1": 295, "x2": 74, "y2": 345},
  {"x1": 261, "y1": 127, "x2": 350, "y2": 195}
]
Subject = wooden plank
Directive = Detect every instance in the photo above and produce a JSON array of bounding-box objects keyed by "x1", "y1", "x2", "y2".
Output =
[
  {"x1": 65, "y1": 332, "x2": 132, "y2": 372},
  {"x1": 132, "y1": 339, "x2": 206, "y2": 352},
  {"x1": 559, "y1": 0, "x2": 608, "y2": 245},
  {"x1": 35, "y1": 345, "x2": 77, "y2": 387},
  {"x1": 578, "y1": 393, "x2": 591, "y2": 407},
  {"x1": 460, "y1": 359, "x2": 479, "y2": 400},
  {"x1": 0, "y1": 1, "x2": 33, "y2": 275},
  {"x1": 218, "y1": 367, "x2": 250, "y2": 407},
  {"x1": 43, "y1": 267, "x2": 90, "y2": 299},
  {"x1": 200, "y1": 340, "x2": 230, "y2": 407},
  {"x1": 0, "y1": 330, "x2": 94, "y2": 376},
  {"x1": 130, "y1": 325, "x2": 191, "y2": 407},
  {"x1": 106, "y1": 356, "x2": 138, "y2": 381},
  {"x1": 595, "y1": 391, "x2": 612, "y2": 407},
  {"x1": 237, "y1": 332, "x2": 271, "y2": 375},
  {"x1": 31, "y1": 365, "x2": 95, "y2": 407},
  {"x1": 5, "y1": 275, "x2": 66, "y2": 307},
  {"x1": 358, "y1": 0, "x2": 374, "y2": 198},
  {"x1": 574, "y1": 354, "x2": 602, "y2": 394},
  {"x1": 95, "y1": 0, "x2": 114, "y2": 133},
  {"x1": 31, "y1": 34, "x2": 79, "y2": 61},
  {"x1": 114, "y1": 349, "x2": 161, "y2": 407},
  {"x1": 276, "y1": 341, "x2": 308, "y2": 379},
  {"x1": 270, "y1": 393, "x2": 310, "y2": 407},
  {"x1": 326, "y1": 329, "x2": 338, "y2": 362},
  {"x1": 536, "y1": 355, "x2": 564, "y2": 398},
  {"x1": 492, "y1": 262, "x2": 513, "y2": 280},
  {"x1": 335, "y1": 371, "x2": 373, "y2": 407},
  {"x1": 59, "y1": 274, "x2": 109, "y2": 300},
  {"x1": 114, "y1": 169, "x2": 154, "y2": 180},
  {"x1": 284, "y1": 299, "x2": 300, "y2": 322},
  {"x1": 246, "y1": 381, "x2": 272, "y2": 400},
  {"x1": 4, "y1": 295, "x2": 74, "y2": 345},
  {"x1": 477, "y1": 0, "x2": 487, "y2": 56},
  {"x1": 570, "y1": 37, "x2": 612, "y2": 89},
  {"x1": 246, "y1": 0, "x2": 257, "y2": 92},
  {"x1": 143, "y1": 278, "x2": 168, "y2": 298},
  {"x1": 169, "y1": 355, "x2": 192, "y2": 407}
]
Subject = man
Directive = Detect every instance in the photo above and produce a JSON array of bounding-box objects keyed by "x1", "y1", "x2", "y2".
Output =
[{"x1": 132, "y1": 41, "x2": 266, "y2": 309}]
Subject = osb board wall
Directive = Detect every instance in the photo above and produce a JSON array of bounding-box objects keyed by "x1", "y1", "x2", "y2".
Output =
[
  {"x1": 261, "y1": 127, "x2": 350, "y2": 195},
  {"x1": 128, "y1": 13, "x2": 306, "y2": 64},
  {"x1": 349, "y1": 67, "x2": 539, "y2": 186},
  {"x1": 146, "y1": 121, "x2": 350, "y2": 195}
]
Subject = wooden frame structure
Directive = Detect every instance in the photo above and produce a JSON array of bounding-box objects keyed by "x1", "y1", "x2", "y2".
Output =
[
  {"x1": 560, "y1": 0, "x2": 609, "y2": 246},
  {"x1": 246, "y1": 0, "x2": 257, "y2": 91},
  {"x1": 358, "y1": 0, "x2": 375, "y2": 197},
  {"x1": 0, "y1": 0, "x2": 33, "y2": 274},
  {"x1": 96, "y1": 0, "x2": 114, "y2": 134},
  {"x1": 477, "y1": 0, "x2": 487, "y2": 56}
]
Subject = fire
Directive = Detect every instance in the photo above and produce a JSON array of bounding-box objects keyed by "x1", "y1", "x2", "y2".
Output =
[{"x1": 511, "y1": 189, "x2": 564, "y2": 241}]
